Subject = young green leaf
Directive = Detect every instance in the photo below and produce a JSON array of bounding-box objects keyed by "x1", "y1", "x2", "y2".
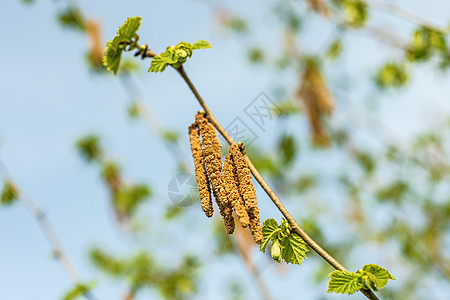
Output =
[
  {"x1": 103, "y1": 16, "x2": 142, "y2": 75},
  {"x1": 327, "y1": 264, "x2": 395, "y2": 295},
  {"x1": 260, "y1": 218, "x2": 281, "y2": 253},
  {"x1": 362, "y1": 264, "x2": 396, "y2": 290},
  {"x1": 192, "y1": 40, "x2": 212, "y2": 50},
  {"x1": 260, "y1": 218, "x2": 308, "y2": 265},
  {"x1": 149, "y1": 56, "x2": 169, "y2": 73},
  {"x1": 279, "y1": 231, "x2": 308, "y2": 265},
  {"x1": 327, "y1": 270, "x2": 363, "y2": 294},
  {"x1": 160, "y1": 47, "x2": 179, "y2": 64},
  {"x1": 148, "y1": 40, "x2": 211, "y2": 73}
]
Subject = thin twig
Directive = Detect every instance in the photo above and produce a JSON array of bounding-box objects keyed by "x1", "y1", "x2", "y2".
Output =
[
  {"x1": 364, "y1": 0, "x2": 446, "y2": 32},
  {"x1": 328, "y1": 5, "x2": 408, "y2": 49},
  {"x1": 175, "y1": 65, "x2": 380, "y2": 300},
  {"x1": 0, "y1": 158, "x2": 96, "y2": 300},
  {"x1": 356, "y1": 24, "x2": 408, "y2": 49}
]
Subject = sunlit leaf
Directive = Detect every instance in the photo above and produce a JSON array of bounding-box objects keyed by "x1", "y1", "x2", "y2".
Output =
[
  {"x1": 327, "y1": 270, "x2": 363, "y2": 294},
  {"x1": 103, "y1": 16, "x2": 142, "y2": 74}
]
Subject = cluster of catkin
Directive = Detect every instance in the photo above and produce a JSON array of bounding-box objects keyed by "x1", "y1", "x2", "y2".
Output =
[{"x1": 188, "y1": 112, "x2": 263, "y2": 244}]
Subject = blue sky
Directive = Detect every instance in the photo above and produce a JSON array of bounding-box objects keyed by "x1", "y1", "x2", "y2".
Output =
[{"x1": 1, "y1": 0, "x2": 450, "y2": 299}]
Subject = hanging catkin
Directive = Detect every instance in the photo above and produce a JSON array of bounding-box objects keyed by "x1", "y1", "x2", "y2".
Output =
[
  {"x1": 228, "y1": 143, "x2": 263, "y2": 244},
  {"x1": 297, "y1": 59, "x2": 334, "y2": 147},
  {"x1": 195, "y1": 112, "x2": 235, "y2": 233},
  {"x1": 188, "y1": 123, "x2": 213, "y2": 217},
  {"x1": 223, "y1": 153, "x2": 250, "y2": 228}
]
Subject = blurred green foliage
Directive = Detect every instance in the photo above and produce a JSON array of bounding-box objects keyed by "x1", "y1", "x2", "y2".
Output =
[
  {"x1": 376, "y1": 181, "x2": 408, "y2": 203},
  {"x1": 248, "y1": 47, "x2": 265, "y2": 64},
  {"x1": 406, "y1": 27, "x2": 447, "y2": 62},
  {"x1": 76, "y1": 135, "x2": 101, "y2": 163},
  {"x1": 334, "y1": 0, "x2": 368, "y2": 28},
  {"x1": 77, "y1": 135, "x2": 151, "y2": 221},
  {"x1": 223, "y1": 15, "x2": 248, "y2": 33},
  {"x1": 57, "y1": 7, "x2": 86, "y2": 32},
  {"x1": 278, "y1": 134, "x2": 297, "y2": 165},
  {"x1": 114, "y1": 184, "x2": 151, "y2": 218},
  {"x1": 326, "y1": 39, "x2": 343, "y2": 60},
  {"x1": 1, "y1": 181, "x2": 19, "y2": 206},
  {"x1": 161, "y1": 130, "x2": 180, "y2": 144},
  {"x1": 90, "y1": 248, "x2": 199, "y2": 299},
  {"x1": 62, "y1": 282, "x2": 95, "y2": 300},
  {"x1": 127, "y1": 102, "x2": 140, "y2": 119},
  {"x1": 354, "y1": 150, "x2": 376, "y2": 175},
  {"x1": 376, "y1": 63, "x2": 409, "y2": 88}
]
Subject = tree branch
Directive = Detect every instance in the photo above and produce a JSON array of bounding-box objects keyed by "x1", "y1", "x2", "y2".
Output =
[
  {"x1": 175, "y1": 65, "x2": 380, "y2": 300},
  {"x1": 364, "y1": 0, "x2": 446, "y2": 32}
]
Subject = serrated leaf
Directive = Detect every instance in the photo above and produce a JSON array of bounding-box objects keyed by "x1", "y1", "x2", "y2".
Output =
[
  {"x1": 280, "y1": 231, "x2": 308, "y2": 265},
  {"x1": 260, "y1": 218, "x2": 280, "y2": 253},
  {"x1": 326, "y1": 39, "x2": 342, "y2": 60},
  {"x1": 327, "y1": 270, "x2": 363, "y2": 294},
  {"x1": 149, "y1": 56, "x2": 169, "y2": 73},
  {"x1": 148, "y1": 40, "x2": 211, "y2": 73},
  {"x1": 192, "y1": 40, "x2": 212, "y2": 50},
  {"x1": 103, "y1": 16, "x2": 142, "y2": 75},
  {"x1": 176, "y1": 42, "x2": 194, "y2": 58},
  {"x1": 362, "y1": 264, "x2": 396, "y2": 290},
  {"x1": 160, "y1": 47, "x2": 178, "y2": 64},
  {"x1": 117, "y1": 17, "x2": 141, "y2": 41}
]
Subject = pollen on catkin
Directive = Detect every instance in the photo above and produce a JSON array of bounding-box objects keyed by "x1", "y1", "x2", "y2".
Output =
[
  {"x1": 224, "y1": 206, "x2": 235, "y2": 234},
  {"x1": 223, "y1": 153, "x2": 250, "y2": 228},
  {"x1": 228, "y1": 143, "x2": 263, "y2": 244},
  {"x1": 188, "y1": 123, "x2": 213, "y2": 217},
  {"x1": 195, "y1": 112, "x2": 234, "y2": 232}
]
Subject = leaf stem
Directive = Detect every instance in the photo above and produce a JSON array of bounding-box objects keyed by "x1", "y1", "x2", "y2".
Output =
[{"x1": 175, "y1": 65, "x2": 380, "y2": 300}]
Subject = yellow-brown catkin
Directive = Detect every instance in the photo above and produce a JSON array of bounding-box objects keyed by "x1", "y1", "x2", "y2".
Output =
[
  {"x1": 223, "y1": 153, "x2": 250, "y2": 228},
  {"x1": 308, "y1": 0, "x2": 329, "y2": 17},
  {"x1": 195, "y1": 113, "x2": 234, "y2": 233},
  {"x1": 188, "y1": 123, "x2": 213, "y2": 217},
  {"x1": 229, "y1": 143, "x2": 263, "y2": 244},
  {"x1": 223, "y1": 205, "x2": 235, "y2": 234},
  {"x1": 297, "y1": 60, "x2": 334, "y2": 147}
]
